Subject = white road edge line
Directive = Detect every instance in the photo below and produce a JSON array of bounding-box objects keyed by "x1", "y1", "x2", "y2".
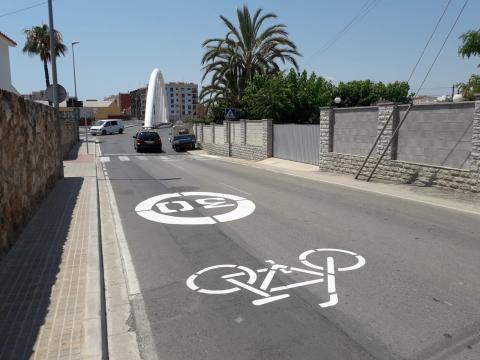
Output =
[
  {"x1": 97, "y1": 140, "x2": 158, "y2": 359},
  {"x1": 220, "y1": 182, "x2": 251, "y2": 196},
  {"x1": 196, "y1": 153, "x2": 480, "y2": 217}
]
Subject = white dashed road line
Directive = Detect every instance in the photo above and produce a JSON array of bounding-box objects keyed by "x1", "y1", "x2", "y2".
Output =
[
  {"x1": 118, "y1": 156, "x2": 130, "y2": 162},
  {"x1": 99, "y1": 157, "x2": 110, "y2": 162}
]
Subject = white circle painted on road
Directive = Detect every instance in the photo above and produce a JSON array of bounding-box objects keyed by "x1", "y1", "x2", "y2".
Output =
[{"x1": 135, "y1": 191, "x2": 255, "y2": 225}]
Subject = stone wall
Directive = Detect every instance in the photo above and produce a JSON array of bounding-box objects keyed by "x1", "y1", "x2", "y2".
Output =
[
  {"x1": 0, "y1": 90, "x2": 67, "y2": 254},
  {"x1": 194, "y1": 119, "x2": 272, "y2": 161},
  {"x1": 319, "y1": 97, "x2": 480, "y2": 193},
  {"x1": 61, "y1": 120, "x2": 78, "y2": 159}
]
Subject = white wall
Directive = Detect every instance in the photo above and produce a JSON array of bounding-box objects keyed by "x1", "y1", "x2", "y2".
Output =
[{"x1": 0, "y1": 44, "x2": 18, "y2": 94}]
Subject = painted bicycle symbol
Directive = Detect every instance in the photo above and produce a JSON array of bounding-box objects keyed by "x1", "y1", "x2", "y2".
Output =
[{"x1": 186, "y1": 248, "x2": 365, "y2": 308}]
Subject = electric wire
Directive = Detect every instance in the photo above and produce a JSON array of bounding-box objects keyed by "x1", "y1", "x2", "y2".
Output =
[
  {"x1": 415, "y1": 0, "x2": 470, "y2": 96},
  {"x1": 0, "y1": 1, "x2": 48, "y2": 19},
  {"x1": 407, "y1": 0, "x2": 453, "y2": 83},
  {"x1": 306, "y1": 0, "x2": 380, "y2": 64}
]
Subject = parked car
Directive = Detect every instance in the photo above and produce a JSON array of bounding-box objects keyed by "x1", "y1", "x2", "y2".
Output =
[
  {"x1": 133, "y1": 131, "x2": 162, "y2": 152},
  {"x1": 171, "y1": 134, "x2": 196, "y2": 151},
  {"x1": 90, "y1": 119, "x2": 124, "y2": 135}
]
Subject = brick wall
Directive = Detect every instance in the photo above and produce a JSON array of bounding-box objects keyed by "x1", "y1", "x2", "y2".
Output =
[{"x1": 0, "y1": 90, "x2": 66, "y2": 254}]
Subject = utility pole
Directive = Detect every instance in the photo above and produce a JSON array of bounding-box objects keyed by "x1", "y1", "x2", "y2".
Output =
[
  {"x1": 48, "y1": 0, "x2": 59, "y2": 109},
  {"x1": 72, "y1": 42, "x2": 79, "y2": 99},
  {"x1": 71, "y1": 42, "x2": 80, "y2": 141}
]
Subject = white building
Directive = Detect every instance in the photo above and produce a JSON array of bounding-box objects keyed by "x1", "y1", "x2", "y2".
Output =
[
  {"x1": 0, "y1": 31, "x2": 18, "y2": 94},
  {"x1": 165, "y1": 82, "x2": 198, "y2": 122}
]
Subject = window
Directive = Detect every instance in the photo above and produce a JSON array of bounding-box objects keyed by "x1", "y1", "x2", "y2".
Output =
[{"x1": 111, "y1": 121, "x2": 118, "y2": 126}]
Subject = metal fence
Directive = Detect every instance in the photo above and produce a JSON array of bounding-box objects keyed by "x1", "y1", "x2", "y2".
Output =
[{"x1": 273, "y1": 124, "x2": 320, "y2": 165}]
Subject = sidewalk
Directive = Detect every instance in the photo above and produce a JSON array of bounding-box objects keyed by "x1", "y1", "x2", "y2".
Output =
[
  {"x1": 192, "y1": 150, "x2": 480, "y2": 215},
  {"x1": 0, "y1": 141, "x2": 103, "y2": 359}
]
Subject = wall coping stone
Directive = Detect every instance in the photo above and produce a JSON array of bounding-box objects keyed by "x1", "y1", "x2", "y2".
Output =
[
  {"x1": 397, "y1": 102, "x2": 475, "y2": 110},
  {"x1": 334, "y1": 106, "x2": 379, "y2": 113}
]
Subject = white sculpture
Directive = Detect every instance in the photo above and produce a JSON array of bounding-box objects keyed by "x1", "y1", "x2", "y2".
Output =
[{"x1": 144, "y1": 69, "x2": 169, "y2": 128}]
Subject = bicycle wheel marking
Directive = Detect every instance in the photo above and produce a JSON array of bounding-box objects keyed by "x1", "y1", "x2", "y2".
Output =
[
  {"x1": 135, "y1": 192, "x2": 255, "y2": 225},
  {"x1": 186, "y1": 248, "x2": 366, "y2": 308}
]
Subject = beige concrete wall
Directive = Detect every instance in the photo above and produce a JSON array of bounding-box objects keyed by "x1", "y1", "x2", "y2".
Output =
[
  {"x1": 215, "y1": 125, "x2": 224, "y2": 144},
  {"x1": 246, "y1": 121, "x2": 263, "y2": 146},
  {"x1": 203, "y1": 125, "x2": 212, "y2": 143},
  {"x1": 0, "y1": 90, "x2": 65, "y2": 254},
  {"x1": 231, "y1": 122, "x2": 242, "y2": 144}
]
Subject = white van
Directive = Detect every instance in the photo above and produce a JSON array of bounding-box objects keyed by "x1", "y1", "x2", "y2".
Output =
[{"x1": 90, "y1": 119, "x2": 124, "y2": 135}]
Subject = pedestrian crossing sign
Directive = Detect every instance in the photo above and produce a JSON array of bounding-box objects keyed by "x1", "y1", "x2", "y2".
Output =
[{"x1": 224, "y1": 108, "x2": 236, "y2": 120}]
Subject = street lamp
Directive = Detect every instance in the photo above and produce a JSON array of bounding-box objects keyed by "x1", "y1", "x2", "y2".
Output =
[
  {"x1": 334, "y1": 96, "x2": 341, "y2": 105},
  {"x1": 71, "y1": 41, "x2": 79, "y2": 99}
]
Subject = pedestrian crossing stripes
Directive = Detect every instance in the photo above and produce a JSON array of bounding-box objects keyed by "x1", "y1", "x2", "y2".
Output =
[{"x1": 98, "y1": 155, "x2": 214, "y2": 163}]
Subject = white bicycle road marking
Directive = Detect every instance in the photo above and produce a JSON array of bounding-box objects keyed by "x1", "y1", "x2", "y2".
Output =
[
  {"x1": 186, "y1": 248, "x2": 366, "y2": 308},
  {"x1": 135, "y1": 192, "x2": 256, "y2": 225}
]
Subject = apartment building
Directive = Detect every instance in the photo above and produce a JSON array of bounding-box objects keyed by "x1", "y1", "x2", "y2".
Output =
[
  {"x1": 129, "y1": 82, "x2": 199, "y2": 122},
  {"x1": 165, "y1": 82, "x2": 198, "y2": 122},
  {"x1": 130, "y1": 86, "x2": 147, "y2": 119}
]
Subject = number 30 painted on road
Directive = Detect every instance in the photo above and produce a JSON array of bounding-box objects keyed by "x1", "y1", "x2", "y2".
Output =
[{"x1": 135, "y1": 192, "x2": 256, "y2": 225}]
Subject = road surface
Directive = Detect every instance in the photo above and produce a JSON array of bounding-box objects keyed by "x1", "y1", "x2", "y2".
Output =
[{"x1": 97, "y1": 125, "x2": 480, "y2": 360}]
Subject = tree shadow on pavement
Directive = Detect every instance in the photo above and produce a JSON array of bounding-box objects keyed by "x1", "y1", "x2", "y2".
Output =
[{"x1": 0, "y1": 177, "x2": 83, "y2": 359}]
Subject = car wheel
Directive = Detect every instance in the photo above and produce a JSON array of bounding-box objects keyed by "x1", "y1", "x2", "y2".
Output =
[
  {"x1": 119, "y1": 128, "x2": 123, "y2": 134},
  {"x1": 101, "y1": 130, "x2": 106, "y2": 136}
]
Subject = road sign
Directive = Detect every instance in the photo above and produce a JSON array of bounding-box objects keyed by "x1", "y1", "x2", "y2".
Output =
[
  {"x1": 135, "y1": 192, "x2": 255, "y2": 225},
  {"x1": 224, "y1": 108, "x2": 236, "y2": 120},
  {"x1": 46, "y1": 84, "x2": 67, "y2": 103}
]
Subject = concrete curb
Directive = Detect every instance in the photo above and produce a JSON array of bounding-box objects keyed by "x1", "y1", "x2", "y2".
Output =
[
  {"x1": 96, "y1": 141, "x2": 157, "y2": 360},
  {"x1": 82, "y1": 143, "x2": 105, "y2": 359}
]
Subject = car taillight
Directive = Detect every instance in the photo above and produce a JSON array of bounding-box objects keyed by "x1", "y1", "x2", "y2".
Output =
[
  {"x1": 136, "y1": 139, "x2": 143, "y2": 144},
  {"x1": 155, "y1": 140, "x2": 161, "y2": 144}
]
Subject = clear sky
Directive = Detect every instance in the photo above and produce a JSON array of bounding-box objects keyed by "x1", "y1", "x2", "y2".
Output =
[{"x1": 1, "y1": 0, "x2": 479, "y2": 100}]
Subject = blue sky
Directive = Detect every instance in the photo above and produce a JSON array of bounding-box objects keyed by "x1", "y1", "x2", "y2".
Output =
[{"x1": 1, "y1": 0, "x2": 479, "y2": 99}]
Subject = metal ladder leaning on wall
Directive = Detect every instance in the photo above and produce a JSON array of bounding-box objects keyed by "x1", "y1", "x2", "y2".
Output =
[{"x1": 355, "y1": 104, "x2": 414, "y2": 182}]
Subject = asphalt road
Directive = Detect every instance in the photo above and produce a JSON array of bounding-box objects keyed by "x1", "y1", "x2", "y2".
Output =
[{"x1": 98, "y1": 125, "x2": 480, "y2": 360}]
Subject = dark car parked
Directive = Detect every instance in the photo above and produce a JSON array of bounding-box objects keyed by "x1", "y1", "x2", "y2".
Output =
[{"x1": 133, "y1": 131, "x2": 162, "y2": 152}]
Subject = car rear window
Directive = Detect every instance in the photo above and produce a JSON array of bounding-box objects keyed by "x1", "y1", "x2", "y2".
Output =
[{"x1": 138, "y1": 132, "x2": 160, "y2": 140}]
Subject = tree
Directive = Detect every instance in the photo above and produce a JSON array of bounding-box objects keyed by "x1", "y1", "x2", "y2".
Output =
[
  {"x1": 458, "y1": 29, "x2": 480, "y2": 67},
  {"x1": 335, "y1": 80, "x2": 411, "y2": 107},
  {"x1": 241, "y1": 70, "x2": 336, "y2": 123},
  {"x1": 456, "y1": 74, "x2": 480, "y2": 101},
  {"x1": 200, "y1": 5, "x2": 300, "y2": 111},
  {"x1": 23, "y1": 24, "x2": 67, "y2": 89}
]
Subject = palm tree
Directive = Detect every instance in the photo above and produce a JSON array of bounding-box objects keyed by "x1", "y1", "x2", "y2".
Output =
[
  {"x1": 200, "y1": 5, "x2": 300, "y2": 110},
  {"x1": 23, "y1": 24, "x2": 67, "y2": 89}
]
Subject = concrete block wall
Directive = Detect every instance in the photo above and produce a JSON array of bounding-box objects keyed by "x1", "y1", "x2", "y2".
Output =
[
  {"x1": 333, "y1": 107, "x2": 378, "y2": 156},
  {"x1": 319, "y1": 99, "x2": 480, "y2": 193},
  {"x1": 197, "y1": 119, "x2": 272, "y2": 161},
  {"x1": 0, "y1": 90, "x2": 65, "y2": 254},
  {"x1": 397, "y1": 103, "x2": 474, "y2": 169}
]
